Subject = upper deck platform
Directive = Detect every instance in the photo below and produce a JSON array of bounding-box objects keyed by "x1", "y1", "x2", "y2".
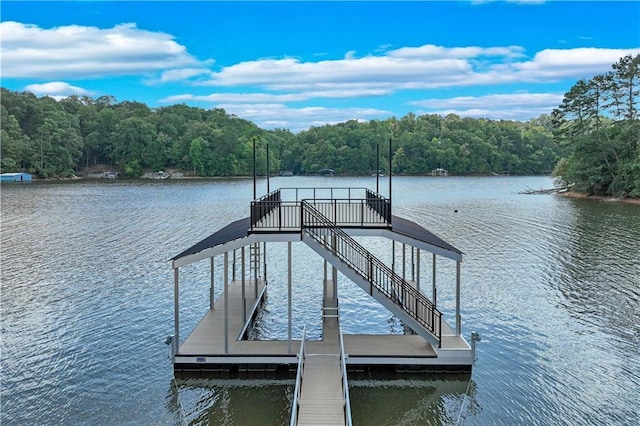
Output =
[
  {"x1": 171, "y1": 186, "x2": 462, "y2": 269},
  {"x1": 250, "y1": 187, "x2": 392, "y2": 232}
]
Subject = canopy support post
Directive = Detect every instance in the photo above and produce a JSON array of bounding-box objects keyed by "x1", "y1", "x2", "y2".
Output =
[
  {"x1": 210, "y1": 257, "x2": 215, "y2": 310},
  {"x1": 288, "y1": 241, "x2": 292, "y2": 354},
  {"x1": 174, "y1": 268, "x2": 179, "y2": 356},
  {"x1": 241, "y1": 246, "x2": 246, "y2": 321},
  {"x1": 432, "y1": 254, "x2": 437, "y2": 306},
  {"x1": 402, "y1": 243, "x2": 406, "y2": 280},
  {"x1": 416, "y1": 249, "x2": 421, "y2": 293},
  {"x1": 224, "y1": 252, "x2": 229, "y2": 354},
  {"x1": 456, "y1": 260, "x2": 461, "y2": 336}
]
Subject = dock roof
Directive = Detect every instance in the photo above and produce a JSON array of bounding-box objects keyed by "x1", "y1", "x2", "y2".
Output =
[{"x1": 171, "y1": 215, "x2": 462, "y2": 267}]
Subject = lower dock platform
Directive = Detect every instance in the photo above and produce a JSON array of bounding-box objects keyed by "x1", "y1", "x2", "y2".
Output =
[{"x1": 173, "y1": 280, "x2": 473, "y2": 374}]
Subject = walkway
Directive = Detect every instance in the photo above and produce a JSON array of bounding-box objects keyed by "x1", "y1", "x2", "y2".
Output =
[
  {"x1": 296, "y1": 318, "x2": 348, "y2": 425},
  {"x1": 296, "y1": 354, "x2": 346, "y2": 425}
]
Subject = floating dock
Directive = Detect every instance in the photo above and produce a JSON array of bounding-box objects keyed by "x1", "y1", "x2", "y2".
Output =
[{"x1": 169, "y1": 185, "x2": 477, "y2": 424}]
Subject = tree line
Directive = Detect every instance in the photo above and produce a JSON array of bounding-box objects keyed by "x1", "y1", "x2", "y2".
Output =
[
  {"x1": 0, "y1": 89, "x2": 559, "y2": 179},
  {"x1": 1, "y1": 54, "x2": 637, "y2": 198},
  {"x1": 552, "y1": 54, "x2": 639, "y2": 197}
]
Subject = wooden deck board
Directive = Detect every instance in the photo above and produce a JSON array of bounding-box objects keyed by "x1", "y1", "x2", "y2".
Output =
[
  {"x1": 177, "y1": 281, "x2": 469, "y2": 362},
  {"x1": 179, "y1": 279, "x2": 267, "y2": 355}
]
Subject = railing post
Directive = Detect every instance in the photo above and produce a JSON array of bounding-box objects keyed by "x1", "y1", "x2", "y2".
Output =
[{"x1": 432, "y1": 307, "x2": 435, "y2": 337}]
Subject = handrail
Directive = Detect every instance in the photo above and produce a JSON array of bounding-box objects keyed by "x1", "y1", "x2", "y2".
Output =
[
  {"x1": 251, "y1": 198, "x2": 390, "y2": 231},
  {"x1": 261, "y1": 187, "x2": 389, "y2": 203},
  {"x1": 338, "y1": 321, "x2": 352, "y2": 426},
  {"x1": 250, "y1": 186, "x2": 392, "y2": 230},
  {"x1": 290, "y1": 327, "x2": 307, "y2": 426},
  {"x1": 251, "y1": 189, "x2": 282, "y2": 228},
  {"x1": 301, "y1": 201, "x2": 441, "y2": 344},
  {"x1": 365, "y1": 189, "x2": 391, "y2": 223}
]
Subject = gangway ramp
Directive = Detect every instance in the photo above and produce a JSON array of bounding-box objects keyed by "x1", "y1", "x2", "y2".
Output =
[
  {"x1": 292, "y1": 318, "x2": 352, "y2": 425},
  {"x1": 297, "y1": 354, "x2": 346, "y2": 425}
]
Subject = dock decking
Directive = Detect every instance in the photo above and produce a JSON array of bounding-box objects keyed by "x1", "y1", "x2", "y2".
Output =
[{"x1": 175, "y1": 278, "x2": 470, "y2": 372}]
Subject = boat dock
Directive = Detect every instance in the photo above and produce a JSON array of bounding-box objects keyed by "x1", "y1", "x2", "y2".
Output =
[{"x1": 169, "y1": 184, "x2": 478, "y2": 424}]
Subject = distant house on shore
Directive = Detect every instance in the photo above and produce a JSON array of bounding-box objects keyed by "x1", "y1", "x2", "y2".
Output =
[
  {"x1": 1, "y1": 172, "x2": 32, "y2": 182},
  {"x1": 87, "y1": 171, "x2": 118, "y2": 179},
  {"x1": 431, "y1": 168, "x2": 448, "y2": 177},
  {"x1": 318, "y1": 168, "x2": 335, "y2": 176}
]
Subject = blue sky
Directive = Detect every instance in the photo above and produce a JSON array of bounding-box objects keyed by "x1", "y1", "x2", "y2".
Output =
[{"x1": 1, "y1": 1, "x2": 639, "y2": 132}]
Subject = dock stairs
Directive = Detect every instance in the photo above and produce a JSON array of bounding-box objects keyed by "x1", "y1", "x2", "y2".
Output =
[{"x1": 300, "y1": 200, "x2": 442, "y2": 348}]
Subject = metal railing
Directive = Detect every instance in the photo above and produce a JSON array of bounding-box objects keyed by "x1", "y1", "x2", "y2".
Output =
[
  {"x1": 306, "y1": 198, "x2": 389, "y2": 227},
  {"x1": 278, "y1": 187, "x2": 377, "y2": 203},
  {"x1": 290, "y1": 327, "x2": 307, "y2": 426},
  {"x1": 301, "y1": 201, "x2": 442, "y2": 344},
  {"x1": 251, "y1": 200, "x2": 301, "y2": 231},
  {"x1": 250, "y1": 187, "x2": 391, "y2": 230},
  {"x1": 338, "y1": 322, "x2": 352, "y2": 426},
  {"x1": 365, "y1": 189, "x2": 391, "y2": 223},
  {"x1": 251, "y1": 189, "x2": 282, "y2": 228}
]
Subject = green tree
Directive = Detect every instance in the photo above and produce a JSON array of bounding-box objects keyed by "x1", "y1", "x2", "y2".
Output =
[{"x1": 552, "y1": 54, "x2": 640, "y2": 197}]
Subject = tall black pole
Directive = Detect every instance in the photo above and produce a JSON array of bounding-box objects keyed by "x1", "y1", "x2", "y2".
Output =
[
  {"x1": 266, "y1": 143, "x2": 270, "y2": 193},
  {"x1": 253, "y1": 137, "x2": 256, "y2": 200},
  {"x1": 389, "y1": 138, "x2": 392, "y2": 206},
  {"x1": 376, "y1": 143, "x2": 380, "y2": 193}
]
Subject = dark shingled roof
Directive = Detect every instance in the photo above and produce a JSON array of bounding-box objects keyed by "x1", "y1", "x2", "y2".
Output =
[
  {"x1": 172, "y1": 214, "x2": 461, "y2": 262},
  {"x1": 391, "y1": 215, "x2": 462, "y2": 255},
  {"x1": 172, "y1": 217, "x2": 250, "y2": 261}
]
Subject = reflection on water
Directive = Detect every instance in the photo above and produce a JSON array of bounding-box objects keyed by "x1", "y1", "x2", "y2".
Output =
[
  {"x1": 1, "y1": 177, "x2": 639, "y2": 425},
  {"x1": 174, "y1": 379, "x2": 293, "y2": 426},
  {"x1": 349, "y1": 374, "x2": 477, "y2": 426}
]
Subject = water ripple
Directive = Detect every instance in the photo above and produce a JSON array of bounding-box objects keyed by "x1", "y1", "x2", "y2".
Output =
[{"x1": 2, "y1": 177, "x2": 639, "y2": 425}]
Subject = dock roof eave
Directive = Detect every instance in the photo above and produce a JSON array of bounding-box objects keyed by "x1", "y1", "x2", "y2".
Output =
[
  {"x1": 170, "y1": 217, "x2": 301, "y2": 268},
  {"x1": 345, "y1": 215, "x2": 463, "y2": 262},
  {"x1": 171, "y1": 213, "x2": 463, "y2": 268}
]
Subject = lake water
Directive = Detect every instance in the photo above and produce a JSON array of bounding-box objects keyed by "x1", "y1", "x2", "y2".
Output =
[{"x1": 1, "y1": 176, "x2": 639, "y2": 425}]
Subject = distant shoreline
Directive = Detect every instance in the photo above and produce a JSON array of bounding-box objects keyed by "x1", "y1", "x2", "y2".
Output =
[{"x1": 556, "y1": 191, "x2": 640, "y2": 205}]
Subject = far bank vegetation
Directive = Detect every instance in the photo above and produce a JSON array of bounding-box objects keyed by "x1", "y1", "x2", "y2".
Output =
[{"x1": 1, "y1": 55, "x2": 638, "y2": 198}]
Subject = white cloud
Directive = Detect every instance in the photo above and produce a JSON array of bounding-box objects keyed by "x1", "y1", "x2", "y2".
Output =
[
  {"x1": 160, "y1": 87, "x2": 392, "y2": 104},
  {"x1": 200, "y1": 45, "x2": 640, "y2": 94},
  {"x1": 411, "y1": 92, "x2": 563, "y2": 109},
  {"x1": 388, "y1": 44, "x2": 526, "y2": 60},
  {"x1": 24, "y1": 81, "x2": 93, "y2": 99},
  {"x1": 0, "y1": 21, "x2": 206, "y2": 78},
  {"x1": 157, "y1": 68, "x2": 214, "y2": 83},
  {"x1": 4, "y1": 20, "x2": 638, "y2": 130},
  {"x1": 510, "y1": 48, "x2": 640, "y2": 80},
  {"x1": 4, "y1": 20, "x2": 637, "y2": 99},
  {"x1": 205, "y1": 55, "x2": 476, "y2": 89},
  {"x1": 411, "y1": 92, "x2": 565, "y2": 121},
  {"x1": 212, "y1": 103, "x2": 391, "y2": 132}
]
